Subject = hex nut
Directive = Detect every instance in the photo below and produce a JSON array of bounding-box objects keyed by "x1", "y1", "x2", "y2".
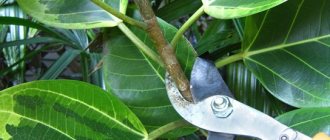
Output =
[{"x1": 211, "y1": 96, "x2": 233, "y2": 118}]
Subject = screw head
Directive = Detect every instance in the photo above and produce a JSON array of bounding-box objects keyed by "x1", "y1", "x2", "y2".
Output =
[
  {"x1": 280, "y1": 135, "x2": 288, "y2": 140},
  {"x1": 211, "y1": 96, "x2": 233, "y2": 118},
  {"x1": 212, "y1": 97, "x2": 227, "y2": 110}
]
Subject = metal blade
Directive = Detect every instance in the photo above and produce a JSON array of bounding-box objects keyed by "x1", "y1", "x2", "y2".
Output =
[
  {"x1": 207, "y1": 132, "x2": 235, "y2": 140},
  {"x1": 190, "y1": 58, "x2": 234, "y2": 140},
  {"x1": 165, "y1": 74, "x2": 311, "y2": 140},
  {"x1": 190, "y1": 58, "x2": 233, "y2": 102}
]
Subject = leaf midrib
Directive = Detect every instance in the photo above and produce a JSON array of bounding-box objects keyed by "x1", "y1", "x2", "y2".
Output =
[
  {"x1": 282, "y1": 49, "x2": 330, "y2": 79},
  {"x1": 244, "y1": 0, "x2": 330, "y2": 57},
  {"x1": 244, "y1": 34, "x2": 330, "y2": 57},
  {"x1": 246, "y1": 58, "x2": 330, "y2": 102},
  {"x1": 289, "y1": 114, "x2": 330, "y2": 127}
]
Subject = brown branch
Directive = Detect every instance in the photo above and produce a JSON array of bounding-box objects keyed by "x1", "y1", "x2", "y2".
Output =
[{"x1": 133, "y1": 0, "x2": 193, "y2": 102}]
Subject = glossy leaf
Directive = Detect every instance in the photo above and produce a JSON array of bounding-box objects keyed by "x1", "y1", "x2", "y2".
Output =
[
  {"x1": 0, "y1": 80, "x2": 147, "y2": 139},
  {"x1": 156, "y1": 0, "x2": 202, "y2": 22},
  {"x1": 226, "y1": 62, "x2": 288, "y2": 117},
  {"x1": 226, "y1": 62, "x2": 288, "y2": 140},
  {"x1": 16, "y1": 0, "x2": 128, "y2": 29},
  {"x1": 242, "y1": 0, "x2": 330, "y2": 107},
  {"x1": 103, "y1": 19, "x2": 197, "y2": 136},
  {"x1": 202, "y1": 0, "x2": 286, "y2": 19},
  {"x1": 276, "y1": 108, "x2": 330, "y2": 137}
]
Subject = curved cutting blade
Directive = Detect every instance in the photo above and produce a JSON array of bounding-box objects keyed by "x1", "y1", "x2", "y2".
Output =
[
  {"x1": 190, "y1": 58, "x2": 234, "y2": 140},
  {"x1": 190, "y1": 57, "x2": 233, "y2": 102},
  {"x1": 165, "y1": 57, "x2": 311, "y2": 140}
]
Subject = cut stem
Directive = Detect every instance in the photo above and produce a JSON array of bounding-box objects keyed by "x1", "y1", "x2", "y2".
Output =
[
  {"x1": 171, "y1": 6, "x2": 204, "y2": 50},
  {"x1": 91, "y1": 0, "x2": 147, "y2": 30},
  {"x1": 118, "y1": 23, "x2": 163, "y2": 66},
  {"x1": 215, "y1": 52, "x2": 244, "y2": 68},
  {"x1": 148, "y1": 120, "x2": 193, "y2": 140},
  {"x1": 134, "y1": 0, "x2": 193, "y2": 101}
]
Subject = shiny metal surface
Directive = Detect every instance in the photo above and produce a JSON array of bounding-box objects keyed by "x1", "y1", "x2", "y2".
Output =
[
  {"x1": 190, "y1": 58, "x2": 233, "y2": 102},
  {"x1": 207, "y1": 132, "x2": 235, "y2": 140},
  {"x1": 190, "y1": 58, "x2": 235, "y2": 140},
  {"x1": 165, "y1": 73, "x2": 311, "y2": 140}
]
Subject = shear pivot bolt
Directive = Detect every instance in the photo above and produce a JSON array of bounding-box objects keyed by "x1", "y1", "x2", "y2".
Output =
[
  {"x1": 213, "y1": 97, "x2": 227, "y2": 110},
  {"x1": 280, "y1": 135, "x2": 288, "y2": 140},
  {"x1": 211, "y1": 96, "x2": 233, "y2": 118}
]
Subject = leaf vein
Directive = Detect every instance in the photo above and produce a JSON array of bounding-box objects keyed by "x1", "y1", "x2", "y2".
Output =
[
  {"x1": 246, "y1": 58, "x2": 330, "y2": 102},
  {"x1": 22, "y1": 88, "x2": 144, "y2": 136},
  {"x1": 282, "y1": 49, "x2": 330, "y2": 79},
  {"x1": 0, "y1": 110, "x2": 75, "y2": 140},
  {"x1": 289, "y1": 114, "x2": 330, "y2": 127}
]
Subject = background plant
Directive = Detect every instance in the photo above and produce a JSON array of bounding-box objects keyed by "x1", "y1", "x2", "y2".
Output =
[{"x1": 0, "y1": 0, "x2": 329, "y2": 139}]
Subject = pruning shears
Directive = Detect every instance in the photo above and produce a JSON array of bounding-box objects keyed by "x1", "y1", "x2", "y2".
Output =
[{"x1": 165, "y1": 57, "x2": 312, "y2": 140}]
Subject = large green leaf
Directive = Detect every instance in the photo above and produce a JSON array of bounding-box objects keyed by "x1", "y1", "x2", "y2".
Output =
[
  {"x1": 226, "y1": 62, "x2": 288, "y2": 117},
  {"x1": 0, "y1": 80, "x2": 147, "y2": 139},
  {"x1": 16, "y1": 0, "x2": 128, "y2": 29},
  {"x1": 242, "y1": 0, "x2": 330, "y2": 107},
  {"x1": 202, "y1": 0, "x2": 286, "y2": 19},
  {"x1": 156, "y1": 0, "x2": 202, "y2": 22},
  {"x1": 103, "y1": 19, "x2": 197, "y2": 136},
  {"x1": 276, "y1": 108, "x2": 330, "y2": 137}
]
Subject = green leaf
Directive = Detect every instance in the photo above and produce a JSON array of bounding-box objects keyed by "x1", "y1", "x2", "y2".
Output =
[
  {"x1": 0, "y1": 4, "x2": 27, "y2": 84},
  {"x1": 156, "y1": 0, "x2": 202, "y2": 22},
  {"x1": 16, "y1": 0, "x2": 128, "y2": 29},
  {"x1": 39, "y1": 49, "x2": 80, "y2": 80},
  {"x1": 0, "y1": 37, "x2": 65, "y2": 50},
  {"x1": 56, "y1": 29, "x2": 89, "y2": 49},
  {"x1": 88, "y1": 53, "x2": 104, "y2": 87},
  {"x1": 242, "y1": 0, "x2": 330, "y2": 107},
  {"x1": 226, "y1": 62, "x2": 288, "y2": 116},
  {"x1": 196, "y1": 19, "x2": 240, "y2": 55},
  {"x1": 0, "y1": 17, "x2": 67, "y2": 41},
  {"x1": 0, "y1": 80, "x2": 147, "y2": 139},
  {"x1": 276, "y1": 108, "x2": 330, "y2": 137},
  {"x1": 202, "y1": 0, "x2": 286, "y2": 19},
  {"x1": 103, "y1": 19, "x2": 197, "y2": 136}
]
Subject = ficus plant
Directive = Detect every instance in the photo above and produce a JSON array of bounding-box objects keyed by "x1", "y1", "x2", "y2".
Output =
[{"x1": 0, "y1": 0, "x2": 329, "y2": 139}]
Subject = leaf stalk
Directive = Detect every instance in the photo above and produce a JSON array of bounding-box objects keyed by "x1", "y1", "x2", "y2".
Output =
[
  {"x1": 171, "y1": 6, "x2": 204, "y2": 50},
  {"x1": 91, "y1": 0, "x2": 147, "y2": 30},
  {"x1": 215, "y1": 52, "x2": 244, "y2": 68},
  {"x1": 148, "y1": 120, "x2": 193, "y2": 140}
]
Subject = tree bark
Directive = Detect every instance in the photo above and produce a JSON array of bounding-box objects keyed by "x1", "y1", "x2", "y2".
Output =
[{"x1": 134, "y1": 0, "x2": 193, "y2": 102}]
